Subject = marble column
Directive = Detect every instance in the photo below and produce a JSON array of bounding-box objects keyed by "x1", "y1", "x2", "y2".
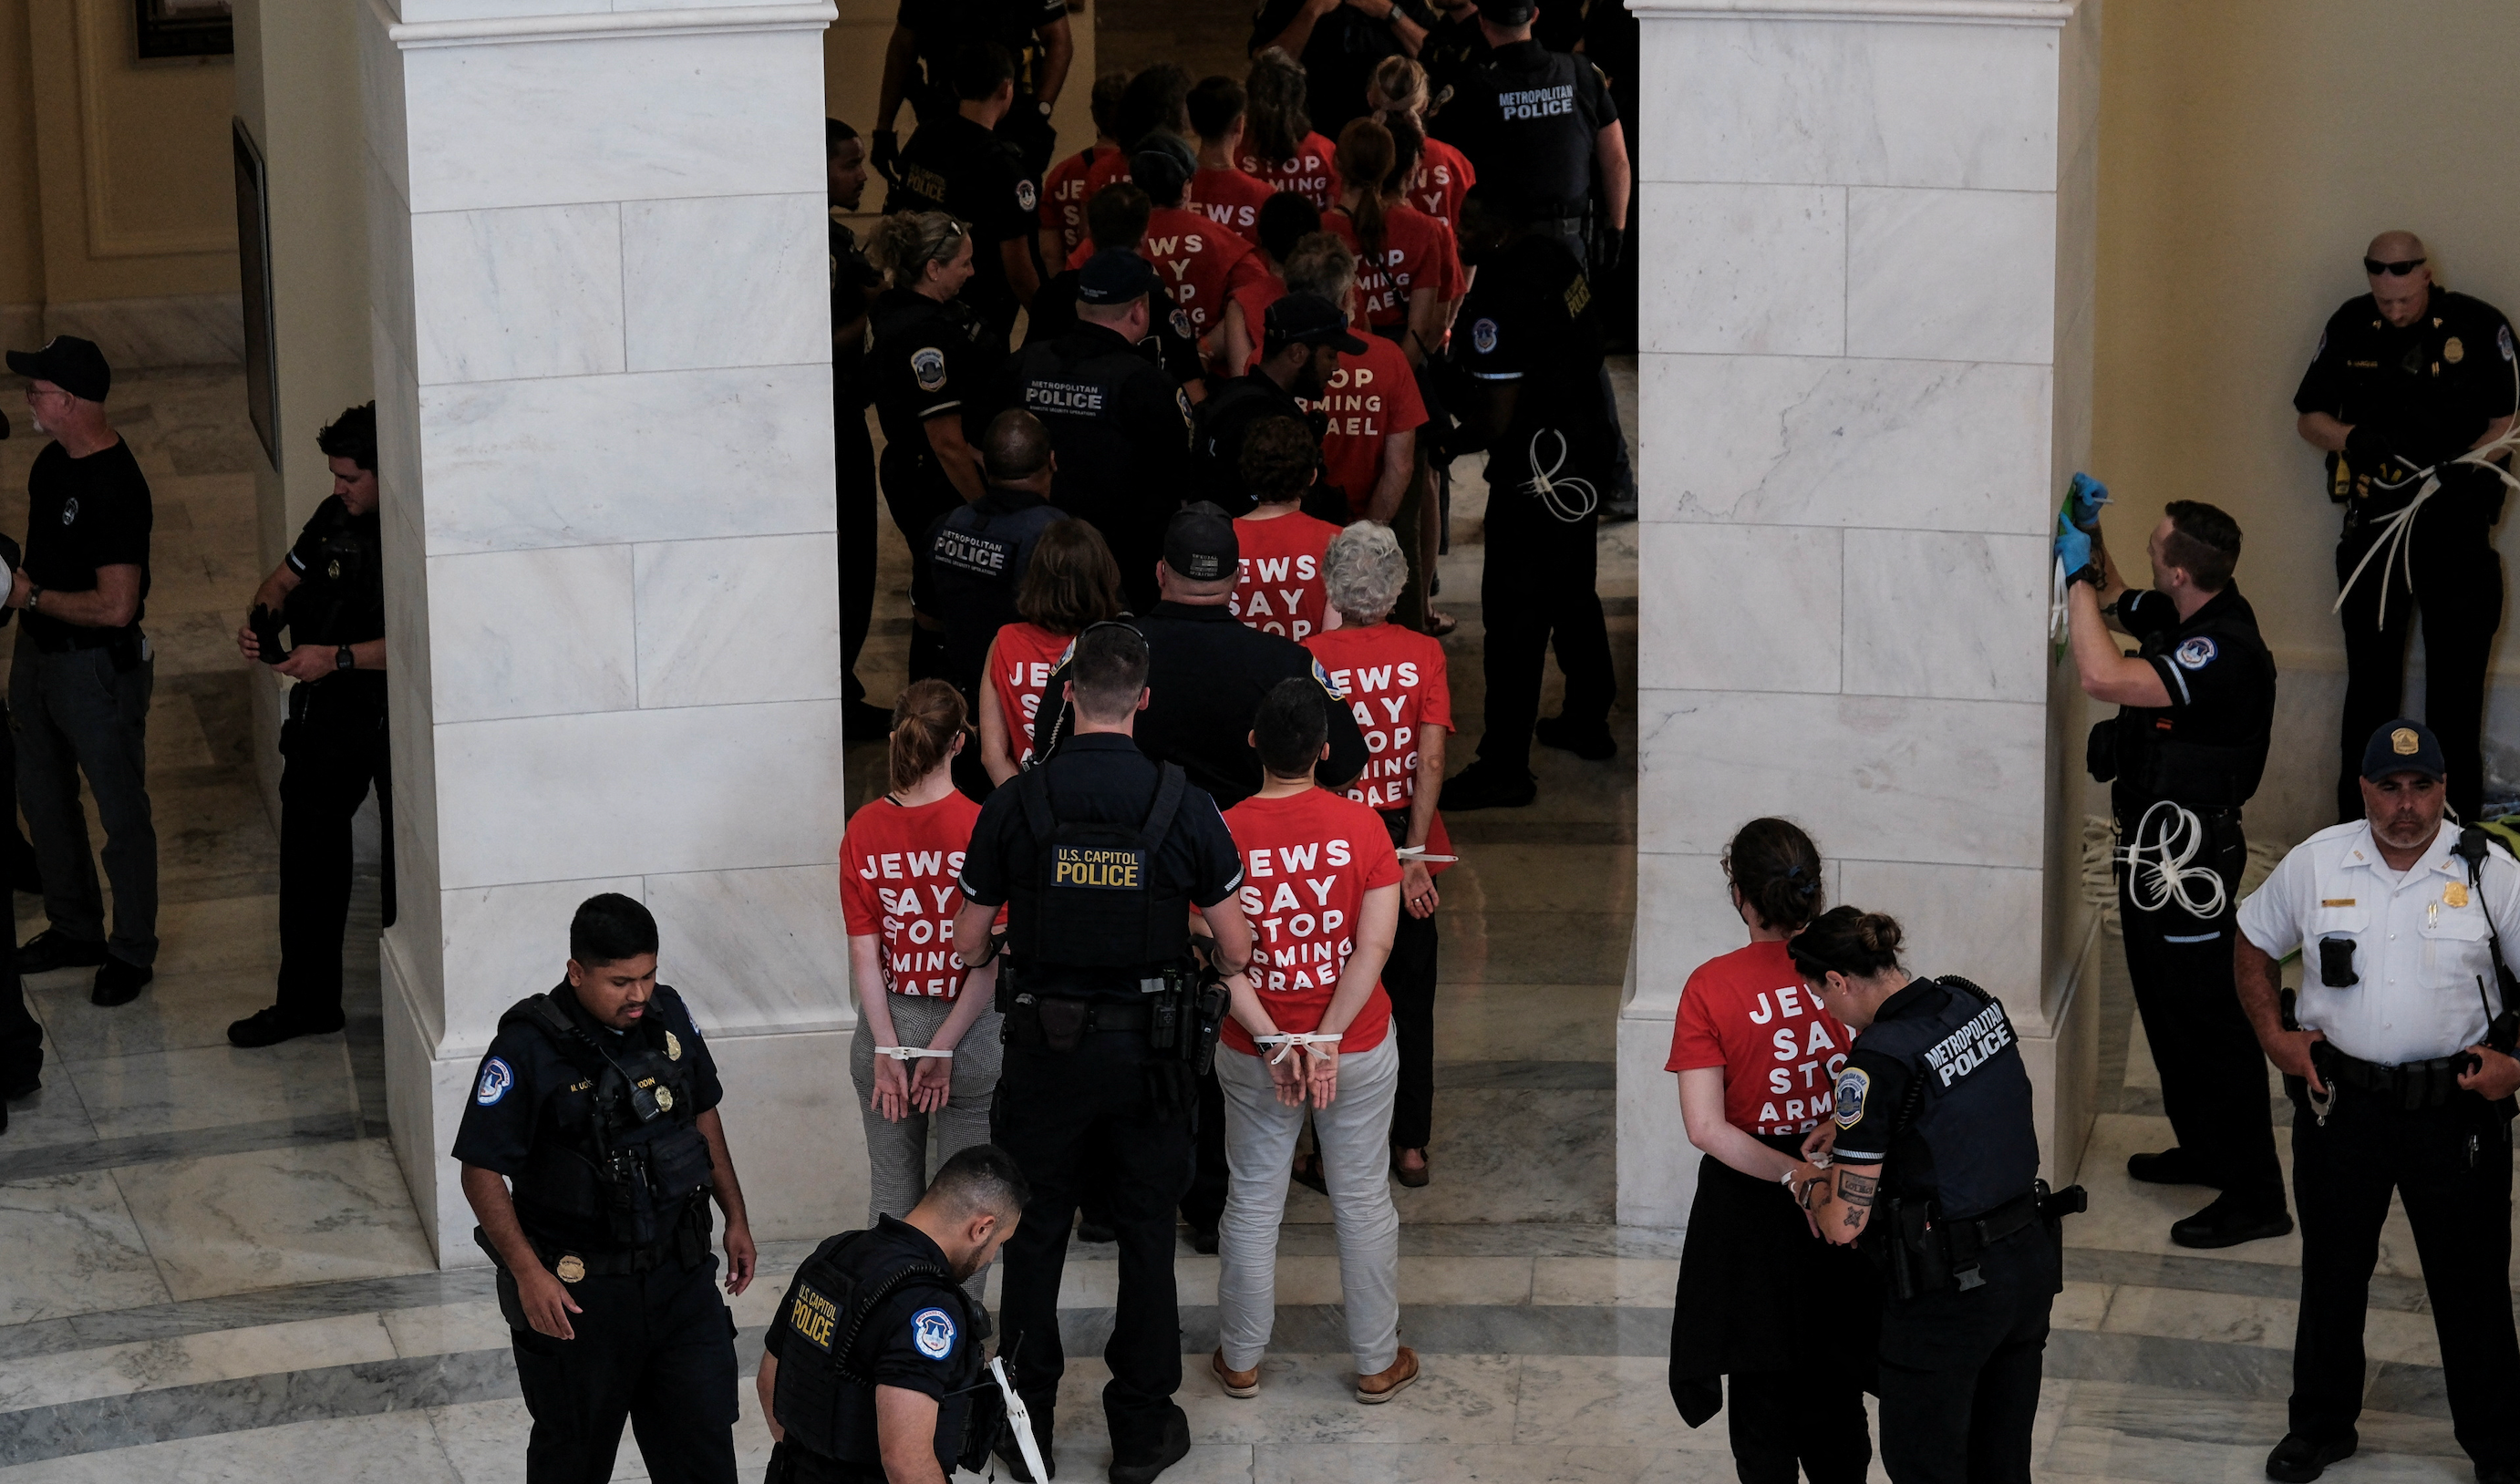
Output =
[
  {"x1": 1618, "y1": 0, "x2": 2103, "y2": 1229},
  {"x1": 359, "y1": 0, "x2": 860, "y2": 1261}
]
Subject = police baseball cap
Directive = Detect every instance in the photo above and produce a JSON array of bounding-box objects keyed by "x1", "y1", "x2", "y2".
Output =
[
  {"x1": 1264, "y1": 293, "x2": 1368, "y2": 354},
  {"x1": 2362, "y1": 718, "x2": 2447, "y2": 782},
  {"x1": 1163, "y1": 501, "x2": 1239, "y2": 582},
  {"x1": 5, "y1": 335, "x2": 110, "y2": 403},
  {"x1": 1079, "y1": 247, "x2": 1157, "y2": 304},
  {"x1": 1131, "y1": 133, "x2": 1197, "y2": 200},
  {"x1": 1481, "y1": 0, "x2": 1537, "y2": 23}
]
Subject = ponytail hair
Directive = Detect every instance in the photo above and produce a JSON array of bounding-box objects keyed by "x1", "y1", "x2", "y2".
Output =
[
  {"x1": 866, "y1": 211, "x2": 969, "y2": 291},
  {"x1": 1722, "y1": 817, "x2": 1824, "y2": 933},
  {"x1": 1245, "y1": 48, "x2": 1311, "y2": 165},
  {"x1": 888, "y1": 678, "x2": 967, "y2": 793},
  {"x1": 1369, "y1": 55, "x2": 1429, "y2": 118},
  {"x1": 1334, "y1": 117, "x2": 1394, "y2": 271},
  {"x1": 1787, "y1": 906, "x2": 1905, "y2": 984},
  {"x1": 1383, "y1": 111, "x2": 1424, "y2": 198}
]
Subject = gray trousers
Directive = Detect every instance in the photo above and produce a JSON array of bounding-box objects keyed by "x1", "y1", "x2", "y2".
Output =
[
  {"x1": 1215, "y1": 1034, "x2": 1401, "y2": 1375},
  {"x1": 850, "y1": 993, "x2": 1003, "y2": 1306},
  {"x1": 11, "y1": 631, "x2": 155, "y2": 966}
]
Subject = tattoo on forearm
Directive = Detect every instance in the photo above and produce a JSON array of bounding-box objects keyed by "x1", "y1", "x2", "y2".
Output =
[
  {"x1": 1842, "y1": 1208, "x2": 1863, "y2": 1228},
  {"x1": 1837, "y1": 1170, "x2": 1877, "y2": 1209}
]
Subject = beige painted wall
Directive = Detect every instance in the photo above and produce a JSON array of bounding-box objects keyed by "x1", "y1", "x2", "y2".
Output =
[
  {"x1": 2092, "y1": 0, "x2": 2520, "y2": 843},
  {"x1": 0, "y1": 0, "x2": 46, "y2": 313}
]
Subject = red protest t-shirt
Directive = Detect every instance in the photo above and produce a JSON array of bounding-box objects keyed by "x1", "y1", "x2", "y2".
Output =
[
  {"x1": 1323, "y1": 206, "x2": 1459, "y2": 333},
  {"x1": 1410, "y1": 138, "x2": 1476, "y2": 232},
  {"x1": 1240, "y1": 134, "x2": 1342, "y2": 211},
  {"x1": 1193, "y1": 166, "x2": 1276, "y2": 245},
  {"x1": 1230, "y1": 510, "x2": 1342, "y2": 641},
  {"x1": 1665, "y1": 939, "x2": 1854, "y2": 1139},
  {"x1": 1309, "y1": 332, "x2": 1427, "y2": 515},
  {"x1": 1140, "y1": 206, "x2": 1264, "y2": 337},
  {"x1": 839, "y1": 792, "x2": 987, "y2": 999},
  {"x1": 986, "y1": 622, "x2": 1072, "y2": 769},
  {"x1": 1083, "y1": 148, "x2": 1134, "y2": 201},
  {"x1": 1305, "y1": 623, "x2": 1451, "y2": 815},
  {"x1": 1040, "y1": 144, "x2": 1115, "y2": 262},
  {"x1": 1229, "y1": 275, "x2": 1286, "y2": 366},
  {"x1": 1215, "y1": 787, "x2": 1400, "y2": 1056}
]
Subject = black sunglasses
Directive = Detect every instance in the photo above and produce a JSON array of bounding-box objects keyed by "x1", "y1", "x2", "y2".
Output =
[{"x1": 2364, "y1": 256, "x2": 2426, "y2": 277}]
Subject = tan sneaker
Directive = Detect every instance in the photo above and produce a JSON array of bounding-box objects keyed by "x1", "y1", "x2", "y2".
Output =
[
  {"x1": 1356, "y1": 1346, "x2": 1420, "y2": 1404},
  {"x1": 1211, "y1": 1347, "x2": 1260, "y2": 1398}
]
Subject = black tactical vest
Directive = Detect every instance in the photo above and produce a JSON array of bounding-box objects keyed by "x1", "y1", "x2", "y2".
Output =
[
  {"x1": 931, "y1": 493, "x2": 1064, "y2": 694},
  {"x1": 504, "y1": 986, "x2": 716, "y2": 1251},
  {"x1": 1854, "y1": 976, "x2": 2040, "y2": 1221},
  {"x1": 772, "y1": 1229, "x2": 979, "y2": 1472},
  {"x1": 1011, "y1": 329, "x2": 1158, "y2": 531},
  {"x1": 1008, "y1": 761, "x2": 1192, "y2": 970}
]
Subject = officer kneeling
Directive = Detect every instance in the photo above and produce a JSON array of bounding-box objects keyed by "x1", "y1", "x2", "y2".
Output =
[
  {"x1": 759, "y1": 1144, "x2": 1033, "y2": 1484},
  {"x1": 951, "y1": 621, "x2": 1258, "y2": 1483},
  {"x1": 2234, "y1": 720, "x2": 2520, "y2": 1484},
  {"x1": 1780, "y1": 906, "x2": 2081, "y2": 1484},
  {"x1": 454, "y1": 893, "x2": 759, "y2": 1484}
]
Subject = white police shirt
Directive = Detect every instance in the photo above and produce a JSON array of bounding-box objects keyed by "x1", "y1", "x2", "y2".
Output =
[{"x1": 2236, "y1": 819, "x2": 2520, "y2": 1066}]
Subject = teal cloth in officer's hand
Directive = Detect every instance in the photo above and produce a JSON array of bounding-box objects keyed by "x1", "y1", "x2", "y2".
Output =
[
  {"x1": 2054, "y1": 517, "x2": 2092, "y2": 576},
  {"x1": 2065, "y1": 471, "x2": 2110, "y2": 532}
]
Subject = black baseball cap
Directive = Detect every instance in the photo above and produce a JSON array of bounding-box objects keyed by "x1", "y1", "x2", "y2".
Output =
[
  {"x1": 1079, "y1": 247, "x2": 1157, "y2": 304},
  {"x1": 6, "y1": 335, "x2": 110, "y2": 403},
  {"x1": 1131, "y1": 133, "x2": 1197, "y2": 201},
  {"x1": 1163, "y1": 501, "x2": 1239, "y2": 582},
  {"x1": 2362, "y1": 718, "x2": 2447, "y2": 782},
  {"x1": 1264, "y1": 293, "x2": 1367, "y2": 354}
]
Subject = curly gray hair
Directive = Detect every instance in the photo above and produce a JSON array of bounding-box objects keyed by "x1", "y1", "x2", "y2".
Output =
[{"x1": 1322, "y1": 520, "x2": 1408, "y2": 623}]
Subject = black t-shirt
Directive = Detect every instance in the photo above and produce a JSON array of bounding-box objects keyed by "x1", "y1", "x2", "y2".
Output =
[
  {"x1": 1248, "y1": 0, "x2": 1439, "y2": 139},
  {"x1": 1454, "y1": 232, "x2": 1613, "y2": 490},
  {"x1": 2292, "y1": 285, "x2": 2516, "y2": 508},
  {"x1": 897, "y1": 0, "x2": 1067, "y2": 102},
  {"x1": 959, "y1": 733, "x2": 1244, "y2": 995},
  {"x1": 888, "y1": 114, "x2": 1038, "y2": 335},
  {"x1": 449, "y1": 984, "x2": 724, "y2": 1250},
  {"x1": 1026, "y1": 272, "x2": 1208, "y2": 389},
  {"x1": 2107, "y1": 584, "x2": 2276, "y2": 812},
  {"x1": 1420, "y1": 10, "x2": 1492, "y2": 100},
  {"x1": 1431, "y1": 40, "x2": 1616, "y2": 217},
  {"x1": 832, "y1": 215, "x2": 883, "y2": 399},
  {"x1": 282, "y1": 495, "x2": 386, "y2": 649},
  {"x1": 1193, "y1": 370, "x2": 1314, "y2": 514},
  {"x1": 763, "y1": 1216, "x2": 973, "y2": 1398},
  {"x1": 22, "y1": 437, "x2": 151, "y2": 647}
]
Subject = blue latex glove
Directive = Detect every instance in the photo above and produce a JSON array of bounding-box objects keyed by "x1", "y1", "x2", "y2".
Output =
[
  {"x1": 2066, "y1": 471, "x2": 2110, "y2": 532},
  {"x1": 2054, "y1": 517, "x2": 2092, "y2": 577}
]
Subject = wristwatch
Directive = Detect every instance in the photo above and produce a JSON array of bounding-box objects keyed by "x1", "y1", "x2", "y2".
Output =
[
  {"x1": 24, "y1": 584, "x2": 40, "y2": 613},
  {"x1": 336, "y1": 644, "x2": 355, "y2": 671}
]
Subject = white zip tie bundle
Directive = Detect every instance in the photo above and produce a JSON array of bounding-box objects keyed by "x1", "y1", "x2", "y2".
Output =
[
  {"x1": 1523, "y1": 429, "x2": 1598, "y2": 523},
  {"x1": 1254, "y1": 1031, "x2": 1341, "y2": 1065},
  {"x1": 873, "y1": 1046, "x2": 955, "y2": 1060},
  {"x1": 1393, "y1": 845, "x2": 1459, "y2": 862},
  {"x1": 2334, "y1": 360, "x2": 2520, "y2": 629},
  {"x1": 2117, "y1": 799, "x2": 2227, "y2": 921}
]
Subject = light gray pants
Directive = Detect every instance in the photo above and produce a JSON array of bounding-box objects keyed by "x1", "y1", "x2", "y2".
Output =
[
  {"x1": 11, "y1": 631, "x2": 156, "y2": 965},
  {"x1": 850, "y1": 993, "x2": 1003, "y2": 1306},
  {"x1": 1215, "y1": 1034, "x2": 1401, "y2": 1375}
]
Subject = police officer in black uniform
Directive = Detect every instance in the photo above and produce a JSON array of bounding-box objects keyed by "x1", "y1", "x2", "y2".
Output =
[
  {"x1": 226, "y1": 404, "x2": 393, "y2": 1049},
  {"x1": 2062, "y1": 496, "x2": 2291, "y2": 1250},
  {"x1": 1248, "y1": 0, "x2": 1436, "y2": 140},
  {"x1": 758, "y1": 1144, "x2": 1032, "y2": 1484},
  {"x1": 928, "y1": 409, "x2": 1067, "y2": 709},
  {"x1": 1420, "y1": 0, "x2": 1490, "y2": 103},
  {"x1": 454, "y1": 893, "x2": 758, "y2": 1484},
  {"x1": 1782, "y1": 906, "x2": 2078, "y2": 1484},
  {"x1": 2294, "y1": 232, "x2": 2518, "y2": 827},
  {"x1": 831, "y1": 120, "x2": 893, "y2": 742},
  {"x1": 951, "y1": 622, "x2": 1256, "y2": 1483},
  {"x1": 888, "y1": 45, "x2": 1043, "y2": 356},
  {"x1": 1192, "y1": 293, "x2": 1353, "y2": 515},
  {"x1": 1438, "y1": 186, "x2": 1619, "y2": 810},
  {"x1": 996, "y1": 249, "x2": 1194, "y2": 613},
  {"x1": 867, "y1": 211, "x2": 992, "y2": 685},
  {"x1": 1025, "y1": 184, "x2": 1209, "y2": 399},
  {"x1": 876, "y1": 0, "x2": 1070, "y2": 182}
]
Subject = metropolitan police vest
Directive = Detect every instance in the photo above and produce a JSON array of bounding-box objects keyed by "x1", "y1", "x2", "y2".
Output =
[
  {"x1": 1847, "y1": 977, "x2": 2039, "y2": 1222},
  {"x1": 502, "y1": 987, "x2": 716, "y2": 1252},
  {"x1": 1008, "y1": 761, "x2": 1193, "y2": 970},
  {"x1": 1007, "y1": 327, "x2": 1173, "y2": 531},
  {"x1": 929, "y1": 492, "x2": 1064, "y2": 692},
  {"x1": 771, "y1": 1230, "x2": 979, "y2": 1473}
]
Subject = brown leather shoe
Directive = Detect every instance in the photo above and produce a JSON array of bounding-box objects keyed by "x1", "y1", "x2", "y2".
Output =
[
  {"x1": 1211, "y1": 1347, "x2": 1259, "y2": 1398},
  {"x1": 1356, "y1": 1346, "x2": 1419, "y2": 1404}
]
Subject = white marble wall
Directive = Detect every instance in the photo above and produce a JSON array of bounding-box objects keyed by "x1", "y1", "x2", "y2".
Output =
[
  {"x1": 1620, "y1": 0, "x2": 2102, "y2": 1230},
  {"x1": 362, "y1": 0, "x2": 862, "y2": 1261}
]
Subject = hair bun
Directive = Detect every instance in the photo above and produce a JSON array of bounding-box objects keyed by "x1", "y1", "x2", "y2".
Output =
[{"x1": 1857, "y1": 912, "x2": 1904, "y2": 957}]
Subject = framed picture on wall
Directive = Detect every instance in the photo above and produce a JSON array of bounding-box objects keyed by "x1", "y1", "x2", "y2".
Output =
[
  {"x1": 136, "y1": 0, "x2": 232, "y2": 59},
  {"x1": 232, "y1": 119, "x2": 279, "y2": 469}
]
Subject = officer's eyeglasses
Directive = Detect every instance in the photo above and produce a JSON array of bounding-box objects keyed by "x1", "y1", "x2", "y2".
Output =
[{"x1": 2364, "y1": 256, "x2": 2427, "y2": 277}]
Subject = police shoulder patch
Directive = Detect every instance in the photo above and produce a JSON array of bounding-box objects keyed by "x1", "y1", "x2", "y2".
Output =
[
  {"x1": 911, "y1": 345, "x2": 948, "y2": 394},
  {"x1": 1833, "y1": 1065, "x2": 1868, "y2": 1129},
  {"x1": 911, "y1": 1305, "x2": 956, "y2": 1360},
  {"x1": 2174, "y1": 635, "x2": 2217, "y2": 671},
  {"x1": 1471, "y1": 317, "x2": 1498, "y2": 355},
  {"x1": 1017, "y1": 179, "x2": 1038, "y2": 212},
  {"x1": 1176, "y1": 386, "x2": 1193, "y2": 426},
  {"x1": 1171, "y1": 307, "x2": 1193, "y2": 341},
  {"x1": 476, "y1": 1056, "x2": 514, "y2": 1107},
  {"x1": 1312, "y1": 657, "x2": 1346, "y2": 699},
  {"x1": 2501, "y1": 324, "x2": 2515, "y2": 363}
]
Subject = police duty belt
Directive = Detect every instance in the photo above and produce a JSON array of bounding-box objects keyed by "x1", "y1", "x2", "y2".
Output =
[{"x1": 2336, "y1": 357, "x2": 2520, "y2": 630}]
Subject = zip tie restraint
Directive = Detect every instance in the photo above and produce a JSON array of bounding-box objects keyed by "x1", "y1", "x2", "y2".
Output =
[
  {"x1": 989, "y1": 1357, "x2": 1051, "y2": 1483},
  {"x1": 873, "y1": 1046, "x2": 955, "y2": 1061},
  {"x1": 2334, "y1": 358, "x2": 2520, "y2": 629},
  {"x1": 1254, "y1": 1031, "x2": 1341, "y2": 1065},
  {"x1": 1523, "y1": 429, "x2": 1598, "y2": 523},
  {"x1": 1393, "y1": 846, "x2": 1460, "y2": 862},
  {"x1": 2119, "y1": 799, "x2": 2228, "y2": 921}
]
